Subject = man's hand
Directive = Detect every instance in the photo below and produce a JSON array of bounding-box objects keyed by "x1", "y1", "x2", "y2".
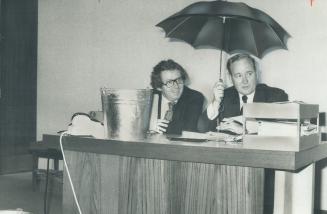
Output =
[
  {"x1": 155, "y1": 119, "x2": 170, "y2": 134},
  {"x1": 205, "y1": 80, "x2": 225, "y2": 120},
  {"x1": 212, "y1": 79, "x2": 224, "y2": 112},
  {"x1": 217, "y1": 119, "x2": 243, "y2": 135},
  {"x1": 212, "y1": 80, "x2": 224, "y2": 106}
]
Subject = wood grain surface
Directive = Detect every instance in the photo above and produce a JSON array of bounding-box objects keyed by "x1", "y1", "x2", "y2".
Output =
[
  {"x1": 41, "y1": 134, "x2": 327, "y2": 171},
  {"x1": 63, "y1": 151, "x2": 264, "y2": 214}
]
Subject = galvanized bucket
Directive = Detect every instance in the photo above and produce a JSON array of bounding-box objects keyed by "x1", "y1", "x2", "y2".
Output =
[{"x1": 101, "y1": 88, "x2": 153, "y2": 141}]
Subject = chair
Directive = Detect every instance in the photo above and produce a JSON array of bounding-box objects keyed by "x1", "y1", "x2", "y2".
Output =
[{"x1": 29, "y1": 141, "x2": 63, "y2": 191}]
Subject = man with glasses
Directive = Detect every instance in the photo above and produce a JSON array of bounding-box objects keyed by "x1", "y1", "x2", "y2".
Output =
[{"x1": 150, "y1": 59, "x2": 204, "y2": 134}]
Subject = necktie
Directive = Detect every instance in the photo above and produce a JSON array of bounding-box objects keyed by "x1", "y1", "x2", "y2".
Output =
[
  {"x1": 240, "y1": 95, "x2": 248, "y2": 114},
  {"x1": 242, "y1": 95, "x2": 248, "y2": 104},
  {"x1": 164, "y1": 102, "x2": 174, "y2": 122}
]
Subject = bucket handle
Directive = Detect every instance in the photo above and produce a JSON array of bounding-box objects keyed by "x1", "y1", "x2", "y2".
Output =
[{"x1": 153, "y1": 89, "x2": 162, "y2": 119}]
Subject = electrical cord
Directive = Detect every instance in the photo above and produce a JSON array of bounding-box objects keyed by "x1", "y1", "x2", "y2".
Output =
[{"x1": 59, "y1": 131, "x2": 83, "y2": 214}]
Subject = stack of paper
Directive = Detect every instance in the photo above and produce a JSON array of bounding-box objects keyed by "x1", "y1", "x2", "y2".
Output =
[
  {"x1": 257, "y1": 120, "x2": 317, "y2": 137},
  {"x1": 257, "y1": 121, "x2": 298, "y2": 136}
]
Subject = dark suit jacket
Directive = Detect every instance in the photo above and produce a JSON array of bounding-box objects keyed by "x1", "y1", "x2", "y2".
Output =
[
  {"x1": 158, "y1": 86, "x2": 204, "y2": 135},
  {"x1": 198, "y1": 83, "x2": 288, "y2": 132}
]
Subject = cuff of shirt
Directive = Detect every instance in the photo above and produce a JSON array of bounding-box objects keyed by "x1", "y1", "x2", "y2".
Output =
[{"x1": 207, "y1": 102, "x2": 219, "y2": 120}]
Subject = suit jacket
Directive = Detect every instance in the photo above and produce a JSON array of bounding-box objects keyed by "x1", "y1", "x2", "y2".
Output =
[
  {"x1": 155, "y1": 86, "x2": 204, "y2": 135},
  {"x1": 198, "y1": 83, "x2": 288, "y2": 132}
]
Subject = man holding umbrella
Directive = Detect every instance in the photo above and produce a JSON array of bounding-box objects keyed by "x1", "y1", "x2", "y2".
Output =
[
  {"x1": 198, "y1": 53, "x2": 289, "y2": 133},
  {"x1": 198, "y1": 53, "x2": 289, "y2": 214},
  {"x1": 156, "y1": 2, "x2": 291, "y2": 213},
  {"x1": 156, "y1": 0, "x2": 290, "y2": 134}
]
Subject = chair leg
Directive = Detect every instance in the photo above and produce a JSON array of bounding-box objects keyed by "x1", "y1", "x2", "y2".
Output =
[
  {"x1": 54, "y1": 159, "x2": 59, "y2": 171},
  {"x1": 32, "y1": 156, "x2": 39, "y2": 191}
]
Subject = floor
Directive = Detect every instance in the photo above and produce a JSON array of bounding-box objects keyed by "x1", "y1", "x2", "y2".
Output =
[{"x1": 0, "y1": 171, "x2": 62, "y2": 214}]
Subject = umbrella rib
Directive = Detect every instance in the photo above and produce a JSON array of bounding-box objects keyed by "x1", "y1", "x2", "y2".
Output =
[
  {"x1": 165, "y1": 17, "x2": 192, "y2": 37},
  {"x1": 251, "y1": 21, "x2": 288, "y2": 57},
  {"x1": 267, "y1": 25, "x2": 288, "y2": 49},
  {"x1": 249, "y1": 21, "x2": 259, "y2": 57}
]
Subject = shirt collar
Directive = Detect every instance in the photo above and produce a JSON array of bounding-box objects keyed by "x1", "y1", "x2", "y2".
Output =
[{"x1": 161, "y1": 94, "x2": 177, "y2": 105}]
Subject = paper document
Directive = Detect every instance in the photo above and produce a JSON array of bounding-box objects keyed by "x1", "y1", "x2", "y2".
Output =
[
  {"x1": 257, "y1": 120, "x2": 317, "y2": 136},
  {"x1": 167, "y1": 131, "x2": 208, "y2": 142},
  {"x1": 206, "y1": 131, "x2": 242, "y2": 142},
  {"x1": 222, "y1": 115, "x2": 258, "y2": 134},
  {"x1": 167, "y1": 131, "x2": 242, "y2": 143},
  {"x1": 180, "y1": 131, "x2": 208, "y2": 140}
]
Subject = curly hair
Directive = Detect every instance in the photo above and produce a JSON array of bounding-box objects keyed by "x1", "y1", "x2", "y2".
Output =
[
  {"x1": 151, "y1": 59, "x2": 188, "y2": 89},
  {"x1": 226, "y1": 53, "x2": 256, "y2": 75}
]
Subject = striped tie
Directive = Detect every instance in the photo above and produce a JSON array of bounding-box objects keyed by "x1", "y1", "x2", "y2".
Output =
[{"x1": 164, "y1": 102, "x2": 174, "y2": 122}]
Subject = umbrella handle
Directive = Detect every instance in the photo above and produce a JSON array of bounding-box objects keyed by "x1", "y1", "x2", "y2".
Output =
[
  {"x1": 219, "y1": 17, "x2": 226, "y2": 80},
  {"x1": 215, "y1": 78, "x2": 224, "y2": 128},
  {"x1": 216, "y1": 96, "x2": 224, "y2": 128},
  {"x1": 219, "y1": 48, "x2": 223, "y2": 79}
]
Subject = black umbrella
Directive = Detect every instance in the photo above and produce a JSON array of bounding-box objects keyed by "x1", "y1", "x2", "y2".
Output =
[{"x1": 156, "y1": 0, "x2": 290, "y2": 78}]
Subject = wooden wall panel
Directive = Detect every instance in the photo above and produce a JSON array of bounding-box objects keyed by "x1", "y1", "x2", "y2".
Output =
[
  {"x1": 63, "y1": 151, "x2": 119, "y2": 214},
  {"x1": 63, "y1": 151, "x2": 264, "y2": 214}
]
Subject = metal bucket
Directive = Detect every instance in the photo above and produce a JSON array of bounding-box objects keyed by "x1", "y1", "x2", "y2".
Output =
[{"x1": 101, "y1": 88, "x2": 153, "y2": 141}]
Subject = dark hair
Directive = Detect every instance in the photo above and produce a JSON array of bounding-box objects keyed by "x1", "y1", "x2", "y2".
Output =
[
  {"x1": 151, "y1": 59, "x2": 188, "y2": 89},
  {"x1": 226, "y1": 53, "x2": 256, "y2": 75}
]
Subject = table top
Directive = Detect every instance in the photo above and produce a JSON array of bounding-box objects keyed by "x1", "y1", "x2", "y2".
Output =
[{"x1": 39, "y1": 134, "x2": 327, "y2": 171}]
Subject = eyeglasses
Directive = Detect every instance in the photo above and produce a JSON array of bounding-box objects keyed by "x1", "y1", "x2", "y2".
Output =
[{"x1": 162, "y1": 77, "x2": 184, "y2": 88}]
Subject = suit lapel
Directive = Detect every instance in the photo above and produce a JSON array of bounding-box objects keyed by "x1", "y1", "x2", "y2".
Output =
[
  {"x1": 172, "y1": 87, "x2": 187, "y2": 121},
  {"x1": 223, "y1": 87, "x2": 241, "y2": 117},
  {"x1": 166, "y1": 87, "x2": 187, "y2": 134}
]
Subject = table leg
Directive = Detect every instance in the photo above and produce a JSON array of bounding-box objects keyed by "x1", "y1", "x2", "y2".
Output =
[{"x1": 274, "y1": 163, "x2": 315, "y2": 214}]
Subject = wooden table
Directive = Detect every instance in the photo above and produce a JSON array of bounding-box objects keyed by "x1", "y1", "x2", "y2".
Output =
[{"x1": 42, "y1": 134, "x2": 327, "y2": 214}]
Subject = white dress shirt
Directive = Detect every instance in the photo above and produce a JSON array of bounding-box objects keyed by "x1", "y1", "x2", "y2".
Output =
[{"x1": 207, "y1": 91, "x2": 255, "y2": 120}]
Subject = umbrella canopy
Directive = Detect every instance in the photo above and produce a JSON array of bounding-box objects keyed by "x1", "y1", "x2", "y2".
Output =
[{"x1": 156, "y1": 1, "x2": 290, "y2": 76}]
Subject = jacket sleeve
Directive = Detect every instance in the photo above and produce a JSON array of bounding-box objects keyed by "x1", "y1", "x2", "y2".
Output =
[
  {"x1": 197, "y1": 109, "x2": 218, "y2": 133},
  {"x1": 183, "y1": 93, "x2": 204, "y2": 132}
]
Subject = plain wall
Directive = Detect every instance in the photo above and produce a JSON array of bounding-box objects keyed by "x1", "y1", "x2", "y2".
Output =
[{"x1": 37, "y1": 0, "x2": 327, "y2": 210}]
